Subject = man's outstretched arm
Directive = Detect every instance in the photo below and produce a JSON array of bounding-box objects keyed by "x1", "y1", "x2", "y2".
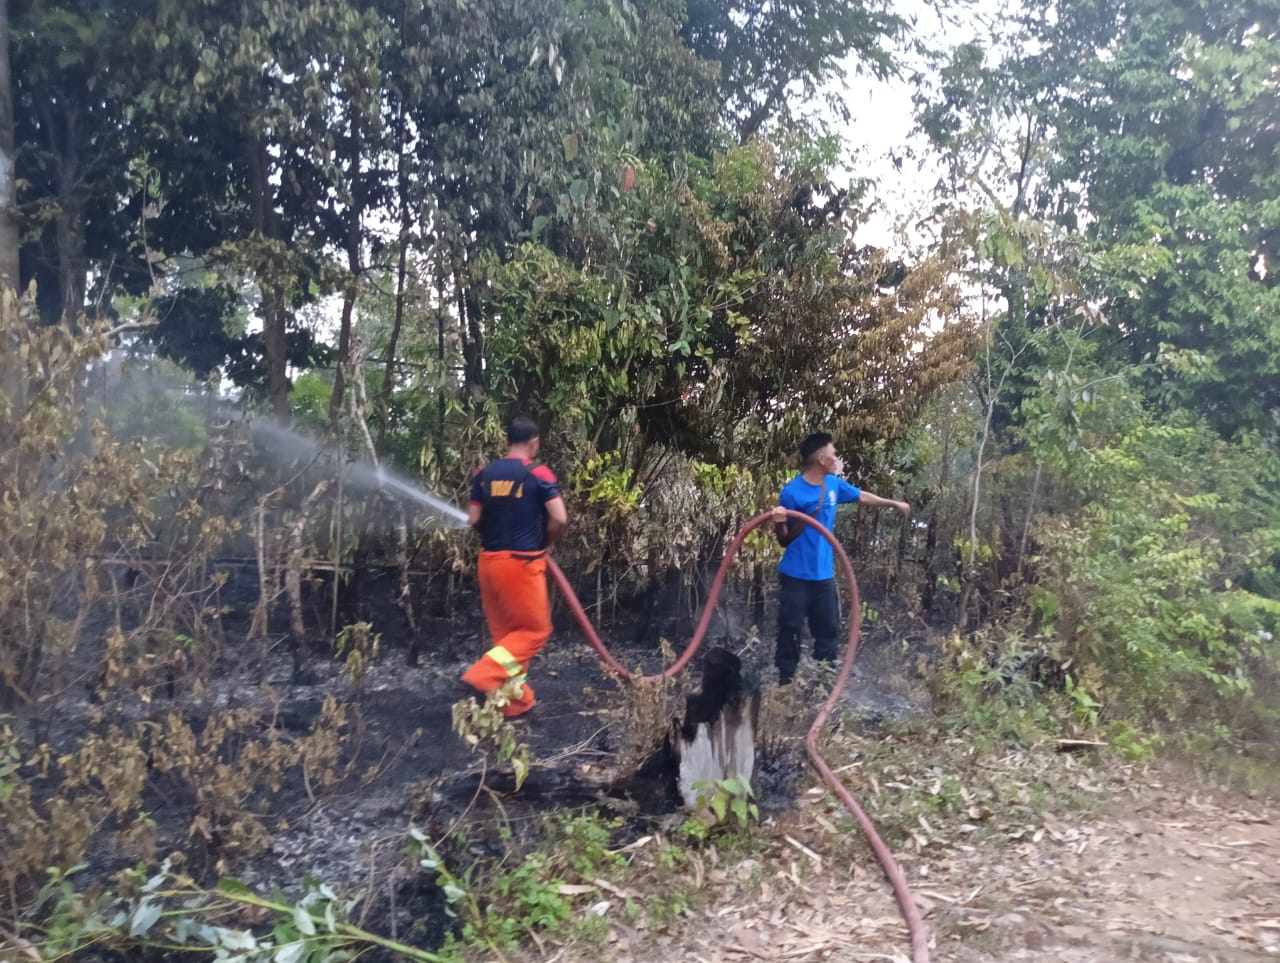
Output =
[{"x1": 856, "y1": 490, "x2": 911, "y2": 517}]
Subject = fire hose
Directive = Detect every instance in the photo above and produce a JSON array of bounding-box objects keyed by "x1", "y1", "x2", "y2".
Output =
[{"x1": 545, "y1": 508, "x2": 930, "y2": 963}]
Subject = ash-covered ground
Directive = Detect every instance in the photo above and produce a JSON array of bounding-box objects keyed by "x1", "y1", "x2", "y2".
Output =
[{"x1": 19, "y1": 559, "x2": 931, "y2": 957}]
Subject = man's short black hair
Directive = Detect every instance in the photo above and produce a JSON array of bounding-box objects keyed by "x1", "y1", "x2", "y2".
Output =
[
  {"x1": 799, "y1": 432, "x2": 833, "y2": 464},
  {"x1": 507, "y1": 416, "x2": 540, "y2": 444}
]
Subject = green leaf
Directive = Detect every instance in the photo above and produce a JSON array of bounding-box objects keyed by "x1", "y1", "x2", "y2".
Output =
[
  {"x1": 711, "y1": 794, "x2": 727, "y2": 822},
  {"x1": 129, "y1": 899, "x2": 163, "y2": 937},
  {"x1": 275, "y1": 942, "x2": 307, "y2": 963},
  {"x1": 142, "y1": 868, "x2": 169, "y2": 894},
  {"x1": 220, "y1": 929, "x2": 259, "y2": 951},
  {"x1": 217, "y1": 878, "x2": 252, "y2": 898},
  {"x1": 293, "y1": 905, "x2": 317, "y2": 937},
  {"x1": 173, "y1": 918, "x2": 221, "y2": 945}
]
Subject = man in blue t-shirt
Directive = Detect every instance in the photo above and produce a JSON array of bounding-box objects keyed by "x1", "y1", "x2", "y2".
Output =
[{"x1": 770, "y1": 432, "x2": 910, "y2": 684}]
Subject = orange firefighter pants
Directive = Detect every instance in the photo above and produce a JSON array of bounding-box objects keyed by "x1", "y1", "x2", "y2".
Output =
[{"x1": 460, "y1": 550, "x2": 552, "y2": 717}]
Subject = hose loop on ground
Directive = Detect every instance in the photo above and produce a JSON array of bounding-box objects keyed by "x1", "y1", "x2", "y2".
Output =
[{"x1": 546, "y1": 509, "x2": 930, "y2": 962}]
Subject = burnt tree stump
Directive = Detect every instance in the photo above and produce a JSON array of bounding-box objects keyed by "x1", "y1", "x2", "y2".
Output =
[{"x1": 672, "y1": 647, "x2": 760, "y2": 807}]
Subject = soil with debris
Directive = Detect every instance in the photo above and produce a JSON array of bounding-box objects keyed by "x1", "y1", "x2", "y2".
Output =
[
  {"x1": 15, "y1": 561, "x2": 1280, "y2": 963},
  {"x1": 552, "y1": 770, "x2": 1280, "y2": 963},
  {"x1": 333, "y1": 587, "x2": 1279, "y2": 963}
]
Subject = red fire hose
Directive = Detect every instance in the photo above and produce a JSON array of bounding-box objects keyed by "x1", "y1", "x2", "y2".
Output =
[{"x1": 545, "y1": 508, "x2": 930, "y2": 963}]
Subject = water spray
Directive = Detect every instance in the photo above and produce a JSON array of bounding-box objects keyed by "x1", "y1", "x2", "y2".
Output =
[{"x1": 248, "y1": 420, "x2": 469, "y2": 528}]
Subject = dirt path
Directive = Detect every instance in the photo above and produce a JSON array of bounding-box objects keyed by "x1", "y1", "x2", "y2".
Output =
[
  {"x1": 931, "y1": 777, "x2": 1280, "y2": 961},
  {"x1": 576, "y1": 770, "x2": 1280, "y2": 963}
]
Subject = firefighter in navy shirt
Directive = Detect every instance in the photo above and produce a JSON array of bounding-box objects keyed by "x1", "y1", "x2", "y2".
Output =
[
  {"x1": 770, "y1": 432, "x2": 909, "y2": 684},
  {"x1": 460, "y1": 417, "x2": 567, "y2": 716}
]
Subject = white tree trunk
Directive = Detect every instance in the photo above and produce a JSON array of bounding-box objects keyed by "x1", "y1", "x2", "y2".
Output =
[{"x1": 0, "y1": 0, "x2": 20, "y2": 293}]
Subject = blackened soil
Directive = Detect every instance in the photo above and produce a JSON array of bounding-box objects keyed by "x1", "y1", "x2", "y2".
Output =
[{"x1": 17, "y1": 561, "x2": 931, "y2": 958}]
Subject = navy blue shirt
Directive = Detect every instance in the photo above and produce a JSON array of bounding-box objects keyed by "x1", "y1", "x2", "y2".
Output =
[
  {"x1": 470, "y1": 458, "x2": 561, "y2": 552},
  {"x1": 778, "y1": 474, "x2": 861, "y2": 581}
]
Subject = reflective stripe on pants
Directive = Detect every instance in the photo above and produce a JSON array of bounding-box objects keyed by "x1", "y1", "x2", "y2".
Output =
[{"x1": 487, "y1": 644, "x2": 528, "y2": 687}]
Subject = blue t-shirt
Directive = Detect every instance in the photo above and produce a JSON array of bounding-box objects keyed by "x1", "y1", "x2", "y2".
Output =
[{"x1": 778, "y1": 474, "x2": 861, "y2": 581}]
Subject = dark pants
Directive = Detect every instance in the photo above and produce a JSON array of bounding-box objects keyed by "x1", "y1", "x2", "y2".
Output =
[{"x1": 775, "y1": 573, "x2": 840, "y2": 683}]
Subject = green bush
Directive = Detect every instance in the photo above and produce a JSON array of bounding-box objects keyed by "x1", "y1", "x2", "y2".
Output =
[{"x1": 1031, "y1": 417, "x2": 1280, "y2": 748}]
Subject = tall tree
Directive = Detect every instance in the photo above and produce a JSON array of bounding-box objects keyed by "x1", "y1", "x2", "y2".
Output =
[
  {"x1": 1047, "y1": 0, "x2": 1280, "y2": 441},
  {"x1": 913, "y1": 0, "x2": 1280, "y2": 630},
  {"x1": 11, "y1": 0, "x2": 149, "y2": 323},
  {"x1": 0, "y1": 0, "x2": 17, "y2": 294},
  {"x1": 11, "y1": 0, "x2": 933, "y2": 438},
  {"x1": 929, "y1": 0, "x2": 1280, "y2": 444},
  {"x1": 481, "y1": 139, "x2": 974, "y2": 474},
  {"x1": 680, "y1": 0, "x2": 905, "y2": 141},
  {"x1": 139, "y1": 0, "x2": 392, "y2": 417}
]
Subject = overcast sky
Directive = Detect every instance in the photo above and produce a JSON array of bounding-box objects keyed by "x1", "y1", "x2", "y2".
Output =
[{"x1": 835, "y1": 0, "x2": 1001, "y2": 251}]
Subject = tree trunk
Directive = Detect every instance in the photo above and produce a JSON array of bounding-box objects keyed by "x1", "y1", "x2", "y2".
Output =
[
  {"x1": 53, "y1": 92, "x2": 86, "y2": 321},
  {"x1": 0, "y1": 0, "x2": 21, "y2": 414},
  {"x1": 395, "y1": 506, "x2": 420, "y2": 665},
  {"x1": 375, "y1": 207, "x2": 409, "y2": 453},
  {"x1": 672, "y1": 649, "x2": 759, "y2": 808},
  {"x1": 264, "y1": 287, "x2": 290, "y2": 421},
  {"x1": 457, "y1": 268, "x2": 484, "y2": 397},
  {"x1": 248, "y1": 133, "x2": 290, "y2": 421},
  {"x1": 436, "y1": 265, "x2": 446, "y2": 470},
  {"x1": 922, "y1": 427, "x2": 950, "y2": 619},
  {"x1": 328, "y1": 287, "x2": 355, "y2": 431},
  {"x1": 286, "y1": 479, "x2": 332, "y2": 676},
  {"x1": 737, "y1": 75, "x2": 788, "y2": 144},
  {"x1": 376, "y1": 100, "x2": 412, "y2": 456},
  {"x1": 328, "y1": 117, "x2": 363, "y2": 432},
  {"x1": 33, "y1": 90, "x2": 87, "y2": 324},
  {"x1": 55, "y1": 197, "x2": 85, "y2": 322},
  {"x1": 0, "y1": 0, "x2": 19, "y2": 294}
]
